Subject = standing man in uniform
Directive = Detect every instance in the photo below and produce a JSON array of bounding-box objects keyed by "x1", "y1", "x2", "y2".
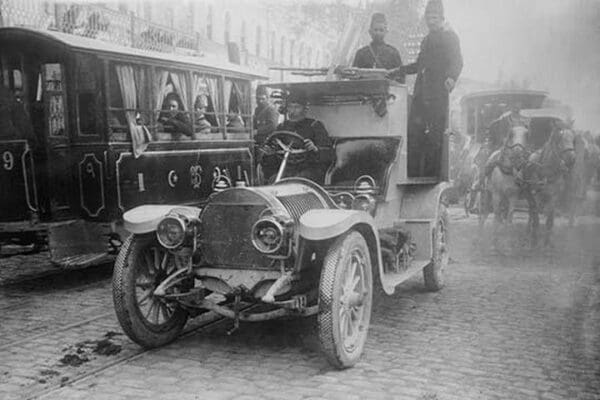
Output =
[
  {"x1": 253, "y1": 86, "x2": 279, "y2": 145},
  {"x1": 353, "y1": 13, "x2": 405, "y2": 83},
  {"x1": 393, "y1": 0, "x2": 462, "y2": 177}
]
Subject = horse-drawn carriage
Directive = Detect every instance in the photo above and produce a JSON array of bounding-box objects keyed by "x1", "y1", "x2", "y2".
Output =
[
  {"x1": 113, "y1": 77, "x2": 451, "y2": 368},
  {"x1": 469, "y1": 105, "x2": 580, "y2": 246},
  {"x1": 452, "y1": 89, "x2": 548, "y2": 206}
]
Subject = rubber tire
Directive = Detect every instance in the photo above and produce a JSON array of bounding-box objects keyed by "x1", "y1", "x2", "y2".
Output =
[
  {"x1": 112, "y1": 234, "x2": 188, "y2": 348},
  {"x1": 423, "y1": 204, "x2": 449, "y2": 291},
  {"x1": 318, "y1": 231, "x2": 373, "y2": 369}
]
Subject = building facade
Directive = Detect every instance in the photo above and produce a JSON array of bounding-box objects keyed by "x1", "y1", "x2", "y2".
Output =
[{"x1": 0, "y1": 0, "x2": 428, "y2": 81}]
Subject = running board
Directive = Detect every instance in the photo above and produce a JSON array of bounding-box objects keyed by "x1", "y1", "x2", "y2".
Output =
[
  {"x1": 51, "y1": 252, "x2": 113, "y2": 268},
  {"x1": 48, "y1": 220, "x2": 111, "y2": 268},
  {"x1": 381, "y1": 259, "x2": 430, "y2": 294}
]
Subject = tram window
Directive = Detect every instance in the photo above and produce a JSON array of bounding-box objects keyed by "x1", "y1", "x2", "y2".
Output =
[
  {"x1": 108, "y1": 66, "x2": 128, "y2": 139},
  {"x1": 42, "y1": 64, "x2": 66, "y2": 137},
  {"x1": 12, "y1": 70, "x2": 22, "y2": 90},
  {"x1": 225, "y1": 78, "x2": 251, "y2": 137},
  {"x1": 108, "y1": 63, "x2": 151, "y2": 142},
  {"x1": 76, "y1": 55, "x2": 101, "y2": 135},
  {"x1": 155, "y1": 68, "x2": 197, "y2": 141},
  {"x1": 191, "y1": 73, "x2": 221, "y2": 139}
]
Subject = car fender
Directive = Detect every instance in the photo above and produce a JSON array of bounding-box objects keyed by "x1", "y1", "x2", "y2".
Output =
[
  {"x1": 396, "y1": 182, "x2": 450, "y2": 262},
  {"x1": 298, "y1": 209, "x2": 384, "y2": 290},
  {"x1": 123, "y1": 205, "x2": 201, "y2": 234},
  {"x1": 398, "y1": 182, "x2": 450, "y2": 221}
]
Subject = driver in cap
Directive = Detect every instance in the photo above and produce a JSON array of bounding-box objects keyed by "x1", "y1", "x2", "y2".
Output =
[{"x1": 259, "y1": 91, "x2": 333, "y2": 183}]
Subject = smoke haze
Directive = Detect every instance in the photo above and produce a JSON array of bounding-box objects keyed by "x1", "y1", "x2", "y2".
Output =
[{"x1": 445, "y1": 0, "x2": 600, "y2": 131}]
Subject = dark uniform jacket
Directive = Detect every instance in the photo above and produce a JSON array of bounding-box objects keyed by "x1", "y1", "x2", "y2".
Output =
[
  {"x1": 276, "y1": 118, "x2": 333, "y2": 164},
  {"x1": 253, "y1": 103, "x2": 279, "y2": 144},
  {"x1": 353, "y1": 42, "x2": 405, "y2": 83},
  {"x1": 160, "y1": 112, "x2": 193, "y2": 137},
  {"x1": 404, "y1": 26, "x2": 462, "y2": 101}
]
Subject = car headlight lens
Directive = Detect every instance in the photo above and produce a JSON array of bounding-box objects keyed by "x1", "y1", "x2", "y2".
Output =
[
  {"x1": 251, "y1": 217, "x2": 285, "y2": 254},
  {"x1": 156, "y1": 216, "x2": 187, "y2": 249}
]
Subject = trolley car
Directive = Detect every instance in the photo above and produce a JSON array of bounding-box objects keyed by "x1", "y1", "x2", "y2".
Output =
[{"x1": 0, "y1": 27, "x2": 266, "y2": 266}]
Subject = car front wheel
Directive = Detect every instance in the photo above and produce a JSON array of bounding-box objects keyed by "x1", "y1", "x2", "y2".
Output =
[
  {"x1": 112, "y1": 234, "x2": 188, "y2": 348},
  {"x1": 318, "y1": 231, "x2": 373, "y2": 369}
]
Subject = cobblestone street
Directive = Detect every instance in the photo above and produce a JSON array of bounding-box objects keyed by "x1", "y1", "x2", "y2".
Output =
[{"x1": 1, "y1": 208, "x2": 599, "y2": 400}]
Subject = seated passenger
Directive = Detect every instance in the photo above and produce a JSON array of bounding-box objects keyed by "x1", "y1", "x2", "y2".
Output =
[
  {"x1": 259, "y1": 92, "x2": 333, "y2": 183},
  {"x1": 253, "y1": 86, "x2": 279, "y2": 145},
  {"x1": 158, "y1": 95, "x2": 192, "y2": 139},
  {"x1": 192, "y1": 94, "x2": 212, "y2": 137}
]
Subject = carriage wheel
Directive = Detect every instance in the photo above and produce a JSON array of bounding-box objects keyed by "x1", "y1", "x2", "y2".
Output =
[
  {"x1": 423, "y1": 204, "x2": 449, "y2": 291},
  {"x1": 112, "y1": 234, "x2": 188, "y2": 348},
  {"x1": 318, "y1": 231, "x2": 373, "y2": 369}
]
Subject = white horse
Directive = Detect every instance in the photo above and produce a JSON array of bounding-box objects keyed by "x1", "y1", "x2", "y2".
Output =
[{"x1": 479, "y1": 126, "x2": 530, "y2": 248}]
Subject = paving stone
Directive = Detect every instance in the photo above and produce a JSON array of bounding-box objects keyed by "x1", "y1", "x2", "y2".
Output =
[{"x1": 2, "y1": 212, "x2": 600, "y2": 399}]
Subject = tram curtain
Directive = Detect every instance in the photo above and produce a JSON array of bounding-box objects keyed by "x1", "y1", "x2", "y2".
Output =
[
  {"x1": 205, "y1": 76, "x2": 221, "y2": 127},
  {"x1": 116, "y1": 64, "x2": 151, "y2": 158},
  {"x1": 154, "y1": 70, "x2": 170, "y2": 114},
  {"x1": 170, "y1": 72, "x2": 189, "y2": 111},
  {"x1": 232, "y1": 82, "x2": 250, "y2": 114},
  {"x1": 192, "y1": 75, "x2": 209, "y2": 104},
  {"x1": 223, "y1": 80, "x2": 233, "y2": 116}
]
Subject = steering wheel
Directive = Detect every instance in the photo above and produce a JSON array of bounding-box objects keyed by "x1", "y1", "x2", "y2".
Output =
[{"x1": 263, "y1": 130, "x2": 308, "y2": 163}]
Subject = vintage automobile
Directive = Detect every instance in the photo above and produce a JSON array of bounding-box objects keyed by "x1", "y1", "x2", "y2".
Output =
[
  {"x1": 0, "y1": 27, "x2": 262, "y2": 265},
  {"x1": 113, "y1": 77, "x2": 450, "y2": 368}
]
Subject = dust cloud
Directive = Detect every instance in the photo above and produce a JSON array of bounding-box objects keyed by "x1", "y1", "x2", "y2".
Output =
[{"x1": 445, "y1": 0, "x2": 600, "y2": 132}]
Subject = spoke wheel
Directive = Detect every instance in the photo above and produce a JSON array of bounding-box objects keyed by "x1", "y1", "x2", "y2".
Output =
[
  {"x1": 112, "y1": 234, "x2": 188, "y2": 348},
  {"x1": 424, "y1": 204, "x2": 449, "y2": 291},
  {"x1": 318, "y1": 231, "x2": 372, "y2": 369}
]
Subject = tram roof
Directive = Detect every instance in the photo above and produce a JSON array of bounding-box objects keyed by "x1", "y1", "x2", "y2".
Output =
[
  {"x1": 520, "y1": 107, "x2": 571, "y2": 122},
  {"x1": 0, "y1": 27, "x2": 268, "y2": 80},
  {"x1": 460, "y1": 89, "x2": 549, "y2": 106}
]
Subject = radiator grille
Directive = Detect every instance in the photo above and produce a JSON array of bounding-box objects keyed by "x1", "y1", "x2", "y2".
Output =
[{"x1": 277, "y1": 193, "x2": 325, "y2": 222}]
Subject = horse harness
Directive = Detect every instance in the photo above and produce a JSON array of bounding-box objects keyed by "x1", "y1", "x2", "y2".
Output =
[{"x1": 521, "y1": 133, "x2": 575, "y2": 188}]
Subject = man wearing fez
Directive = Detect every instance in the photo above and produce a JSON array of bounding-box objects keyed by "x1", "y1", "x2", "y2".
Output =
[
  {"x1": 253, "y1": 86, "x2": 279, "y2": 145},
  {"x1": 353, "y1": 13, "x2": 405, "y2": 83},
  {"x1": 393, "y1": 0, "x2": 463, "y2": 176}
]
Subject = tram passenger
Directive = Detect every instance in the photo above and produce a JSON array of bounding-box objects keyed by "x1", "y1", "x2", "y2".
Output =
[
  {"x1": 0, "y1": 85, "x2": 36, "y2": 147},
  {"x1": 253, "y1": 86, "x2": 279, "y2": 145},
  {"x1": 259, "y1": 92, "x2": 333, "y2": 183},
  {"x1": 158, "y1": 94, "x2": 193, "y2": 139},
  {"x1": 192, "y1": 94, "x2": 212, "y2": 137},
  {"x1": 353, "y1": 13, "x2": 405, "y2": 84},
  {"x1": 392, "y1": 0, "x2": 463, "y2": 177}
]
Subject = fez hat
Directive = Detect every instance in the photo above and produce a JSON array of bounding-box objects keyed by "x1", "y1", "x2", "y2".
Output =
[
  {"x1": 425, "y1": 0, "x2": 444, "y2": 17},
  {"x1": 370, "y1": 12, "x2": 387, "y2": 27},
  {"x1": 256, "y1": 86, "x2": 269, "y2": 97},
  {"x1": 286, "y1": 91, "x2": 308, "y2": 106}
]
